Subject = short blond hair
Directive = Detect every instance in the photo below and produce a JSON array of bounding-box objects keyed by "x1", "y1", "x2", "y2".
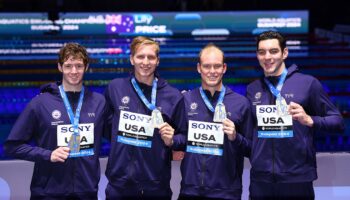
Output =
[
  {"x1": 198, "y1": 43, "x2": 224, "y2": 64},
  {"x1": 130, "y1": 36, "x2": 160, "y2": 57}
]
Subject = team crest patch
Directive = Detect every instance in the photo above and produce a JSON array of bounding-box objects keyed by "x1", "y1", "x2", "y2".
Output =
[
  {"x1": 190, "y1": 102, "x2": 198, "y2": 110},
  {"x1": 52, "y1": 110, "x2": 61, "y2": 119},
  {"x1": 255, "y1": 92, "x2": 262, "y2": 100},
  {"x1": 121, "y1": 96, "x2": 130, "y2": 105}
]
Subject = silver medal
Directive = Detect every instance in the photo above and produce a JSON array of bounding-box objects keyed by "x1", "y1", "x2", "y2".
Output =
[
  {"x1": 213, "y1": 103, "x2": 227, "y2": 122},
  {"x1": 276, "y1": 97, "x2": 288, "y2": 116},
  {"x1": 151, "y1": 109, "x2": 164, "y2": 128},
  {"x1": 68, "y1": 134, "x2": 80, "y2": 153}
]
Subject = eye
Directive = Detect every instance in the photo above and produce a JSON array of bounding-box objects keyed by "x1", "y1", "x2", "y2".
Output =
[
  {"x1": 136, "y1": 55, "x2": 145, "y2": 59},
  {"x1": 76, "y1": 64, "x2": 85, "y2": 69},
  {"x1": 213, "y1": 64, "x2": 223, "y2": 69},
  {"x1": 269, "y1": 49, "x2": 280, "y2": 54},
  {"x1": 147, "y1": 55, "x2": 157, "y2": 61},
  {"x1": 257, "y1": 50, "x2": 265, "y2": 56},
  {"x1": 202, "y1": 64, "x2": 211, "y2": 69}
]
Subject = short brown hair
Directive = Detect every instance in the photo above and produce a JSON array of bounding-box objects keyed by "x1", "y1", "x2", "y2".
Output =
[
  {"x1": 198, "y1": 43, "x2": 225, "y2": 64},
  {"x1": 256, "y1": 31, "x2": 286, "y2": 51},
  {"x1": 130, "y1": 36, "x2": 160, "y2": 57},
  {"x1": 58, "y1": 43, "x2": 89, "y2": 67}
]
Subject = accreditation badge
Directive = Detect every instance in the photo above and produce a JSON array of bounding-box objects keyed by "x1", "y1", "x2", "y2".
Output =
[
  {"x1": 151, "y1": 108, "x2": 164, "y2": 128},
  {"x1": 256, "y1": 105, "x2": 293, "y2": 138},
  {"x1": 57, "y1": 123, "x2": 95, "y2": 157},
  {"x1": 118, "y1": 110, "x2": 155, "y2": 148},
  {"x1": 186, "y1": 120, "x2": 224, "y2": 156},
  {"x1": 213, "y1": 103, "x2": 227, "y2": 122}
]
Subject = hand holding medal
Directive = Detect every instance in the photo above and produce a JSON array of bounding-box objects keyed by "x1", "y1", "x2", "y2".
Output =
[
  {"x1": 288, "y1": 101, "x2": 314, "y2": 127},
  {"x1": 222, "y1": 118, "x2": 237, "y2": 141},
  {"x1": 158, "y1": 122, "x2": 174, "y2": 146},
  {"x1": 50, "y1": 147, "x2": 70, "y2": 162}
]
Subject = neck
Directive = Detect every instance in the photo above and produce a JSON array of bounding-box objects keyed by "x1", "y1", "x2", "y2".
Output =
[
  {"x1": 202, "y1": 83, "x2": 223, "y2": 96},
  {"x1": 135, "y1": 74, "x2": 154, "y2": 86},
  {"x1": 266, "y1": 63, "x2": 286, "y2": 77},
  {"x1": 62, "y1": 82, "x2": 82, "y2": 92}
]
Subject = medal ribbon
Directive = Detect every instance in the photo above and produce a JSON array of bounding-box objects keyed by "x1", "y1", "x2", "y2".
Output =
[
  {"x1": 58, "y1": 85, "x2": 85, "y2": 136},
  {"x1": 199, "y1": 86, "x2": 226, "y2": 112},
  {"x1": 264, "y1": 68, "x2": 288, "y2": 100},
  {"x1": 131, "y1": 77, "x2": 157, "y2": 111}
]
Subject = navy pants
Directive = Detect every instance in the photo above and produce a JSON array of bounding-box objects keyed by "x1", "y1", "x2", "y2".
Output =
[
  {"x1": 105, "y1": 183, "x2": 172, "y2": 200},
  {"x1": 178, "y1": 194, "x2": 241, "y2": 200},
  {"x1": 249, "y1": 181, "x2": 315, "y2": 200},
  {"x1": 31, "y1": 193, "x2": 97, "y2": 200}
]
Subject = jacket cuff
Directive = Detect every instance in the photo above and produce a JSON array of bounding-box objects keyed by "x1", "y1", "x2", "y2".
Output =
[
  {"x1": 311, "y1": 116, "x2": 321, "y2": 131},
  {"x1": 232, "y1": 132, "x2": 243, "y2": 146}
]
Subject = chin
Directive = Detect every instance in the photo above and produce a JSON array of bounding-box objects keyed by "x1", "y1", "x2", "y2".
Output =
[{"x1": 68, "y1": 82, "x2": 82, "y2": 86}]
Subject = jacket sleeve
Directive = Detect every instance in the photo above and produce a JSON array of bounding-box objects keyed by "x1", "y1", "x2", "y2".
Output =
[
  {"x1": 103, "y1": 84, "x2": 114, "y2": 141},
  {"x1": 232, "y1": 99, "x2": 254, "y2": 157},
  {"x1": 4, "y1": 101, "x2": 52, "y2": 162},
  {"x1": 309, "y1": 79, "x2": 345, "y2": 133},
  {"x1": 171, "y1": 97, "x2": 188, "y2": 151}
]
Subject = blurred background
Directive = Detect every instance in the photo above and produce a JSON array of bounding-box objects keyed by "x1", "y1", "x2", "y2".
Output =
[{"x1": 0, "y1": 0, "x2": 349, "y2": 159}]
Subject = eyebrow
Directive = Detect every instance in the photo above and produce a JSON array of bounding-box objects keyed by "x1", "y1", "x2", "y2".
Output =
[{"x1": 257, "y1": 48, "x2": 280, "y2": 51}]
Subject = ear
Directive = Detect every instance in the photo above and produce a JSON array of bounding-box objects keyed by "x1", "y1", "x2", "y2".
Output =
[
  {"x1": 85, "y1": 64, "x2": 89, "y2": 72},
  {"x1": 282, "y1": 47, "x2": 289, "y2": 60},
  {"x1": 156, "y1": 56, "x2": 160, "y2": 67},
  {"x1": 58, "y1": 63, "x2": 63, "y2": 72},
  {"x1": 197, "y1": 63, "x2": 201, "y2": 74},
  {"x1": 223, "y1": 63, "x2": 227, "y2": 74},
  {"x1": 130, "y1": 55, "x2": 134, "y2": 65}
]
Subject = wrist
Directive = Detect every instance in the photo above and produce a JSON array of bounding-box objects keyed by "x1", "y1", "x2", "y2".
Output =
[
  {"x1": 167, "y1": 139, "x2": 174, "y2": 147},
  {"x1": 228, "y1": 131, "x2": 236, "y2": 141},
  {"x1": 307, "y1": 115, "x2": 314, "y2": 127}
]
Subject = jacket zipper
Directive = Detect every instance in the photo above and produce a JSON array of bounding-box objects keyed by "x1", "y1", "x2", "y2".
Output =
[{"x1": 201, "y1": 155, "x2": 206, "y2": 186}]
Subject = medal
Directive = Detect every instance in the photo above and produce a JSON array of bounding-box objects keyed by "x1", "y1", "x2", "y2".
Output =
[
  {"x1": 276, "y1": 96, "x2": 288, "y2": 116},
  {"x1": 59, "y1": 85, "x2": 84, "y2": 155},
  {"x1": 264, "y1": 68, "x2": 289, "y2": 116},
  {"x1": 199, "y1": 86, "x2": 226, "y2": 122},
  {"x1": 151, "y1": 109, "x2": 164, "y2": 128},
  {"x1": 68, "y1": 134, "x2": 81, "y2": 153},
  {"x1": 213, "y1": 103, "x2": 227, "y2": 122},
  {"x1": 131, "y1": 77, "x2": 164, "y2": 128}
]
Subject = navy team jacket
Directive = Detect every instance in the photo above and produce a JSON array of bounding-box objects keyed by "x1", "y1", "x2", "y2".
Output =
[
  {"x1": 180, "y1": 87, "x2": 253, "y2": 199},
  {"x1": 246, "y1": 64, "x2": 345, "y2": 183},
  {"x1": 4, "y1": 82, "x2": 107, "y2": 197},
  {"x1": 104, "y1": 75, "x2": 187, "y2": 196}
]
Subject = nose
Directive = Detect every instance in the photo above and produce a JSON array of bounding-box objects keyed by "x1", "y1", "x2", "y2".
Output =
[
  {"x1": 209, "y1": 65, "x2": 216, "y2": 73},
  {"x1": 264, "y1": 52, "x2": 272, "y2": 59},
  {"x1": 142, "y1": 57, "x2": 150, "y2": 65},
  {"x1": 71, "y1": 66, "x2": 78, "y2": 73}
]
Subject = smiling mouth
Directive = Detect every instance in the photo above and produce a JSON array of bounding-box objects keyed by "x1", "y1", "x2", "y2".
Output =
[
  {"x1": 69, "y1": 76, "x2": 80, "y2": 80},
  {"x1": 264, "y1": 63, "x2": 273, "y2": 67}
]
